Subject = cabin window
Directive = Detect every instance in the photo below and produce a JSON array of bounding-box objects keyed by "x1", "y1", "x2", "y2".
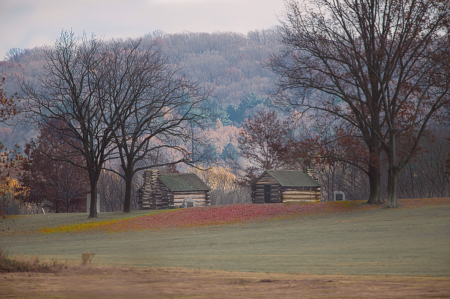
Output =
[{"x1": 264, "y1": 185, "x2": 271, "y2": 203}]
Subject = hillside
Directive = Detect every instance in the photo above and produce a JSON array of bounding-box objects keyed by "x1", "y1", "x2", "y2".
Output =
[{"x1": 0, "y1": 30, "x2": 281, "y2": 149}]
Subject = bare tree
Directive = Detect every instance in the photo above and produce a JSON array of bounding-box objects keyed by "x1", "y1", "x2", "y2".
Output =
[
  {"x1": 21, "y1": 31, "x2": 130, "y2": 218},
  {"x1": 97, "y1": 167, "x2": 141, "y2": 212},
  {"x1": 396, "y1": 126, "x2": 450, "y2": 199},
  {"x1": 269, "y1": 0, "x2": 450, "y2": 206},
  {"x1": 5, "y1": 48, "x2": 25, "y2": 63},
  {"x1": 99, "y1": 38, "x2": 211, "y2": 212}
]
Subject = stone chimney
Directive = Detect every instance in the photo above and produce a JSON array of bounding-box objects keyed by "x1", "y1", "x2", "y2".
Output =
[
  {"x1": 141, "y1": 170, "x2": 153, "y2": 203},
  {"x1": 150, "y1": 169, "x2": 160, "y2": 190},
  {"x1": 306, "y1": 168, "x2": 318, "y2": 181}
]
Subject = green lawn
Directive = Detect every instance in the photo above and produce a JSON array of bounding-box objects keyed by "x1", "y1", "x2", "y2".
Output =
[{"x1": 1, "y1": 203, "x2": 449, "y2": 277}]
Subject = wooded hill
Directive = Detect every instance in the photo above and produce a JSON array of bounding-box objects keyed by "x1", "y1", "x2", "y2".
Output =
[{"x1": 1, "y1": 29, "x2": 280, "y2": 133}]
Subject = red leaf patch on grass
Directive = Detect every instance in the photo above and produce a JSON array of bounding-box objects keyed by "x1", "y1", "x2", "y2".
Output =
[{"x1": 40, "y1": 197, "x2": 450, "y2": 234}]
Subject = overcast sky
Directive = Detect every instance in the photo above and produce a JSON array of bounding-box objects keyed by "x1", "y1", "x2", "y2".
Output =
[{"x1": 0, "y1": 0, "x2": 285, "y2": 60}]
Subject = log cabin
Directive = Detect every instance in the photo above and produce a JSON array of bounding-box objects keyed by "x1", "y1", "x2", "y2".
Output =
[
  {"x1": 138, "y1": 170, "x2": 210, "y2": 209},
  {"x1": 251, "y1": 170, "x2": 322, "y2": 204}
]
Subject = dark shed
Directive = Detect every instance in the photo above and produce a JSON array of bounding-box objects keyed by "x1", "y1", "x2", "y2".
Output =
[
  {"x1": 251, "y1": 170, "x2": 321, "y2": 204},
  {"x1": 138, "y1": 170, "x2": 210, "y2": 209}
]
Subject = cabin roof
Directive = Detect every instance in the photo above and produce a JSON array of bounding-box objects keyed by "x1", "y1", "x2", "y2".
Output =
[
  {"x1": 257, "y1": 170, "x2": 320, "y2": 188},
  {"x1": 159, "y1": 173, "x2": 210, "y2": 192}
]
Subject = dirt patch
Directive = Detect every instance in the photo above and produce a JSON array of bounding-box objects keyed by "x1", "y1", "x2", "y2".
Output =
[{"x1": 1, "y1": 266, "x2": 449, "y2": 298}]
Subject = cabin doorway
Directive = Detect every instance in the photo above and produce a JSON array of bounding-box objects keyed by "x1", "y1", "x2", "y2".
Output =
[{"x1": 264, "y1": 185, "x2": 271, "y2": 203}]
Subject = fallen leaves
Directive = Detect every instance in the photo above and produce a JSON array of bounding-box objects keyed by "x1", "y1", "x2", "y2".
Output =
[{"x1": 39, "y1": 197, "x2": 450, "y2": 234}]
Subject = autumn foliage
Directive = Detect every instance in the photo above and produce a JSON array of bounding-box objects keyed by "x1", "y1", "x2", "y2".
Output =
[
  {"x1": 238, "y1": 110, "x2": 296, "y2": 184},
  {"x1": 18, "y1": 123, "x2": 90, "y2": 213},
  {"x1": 0, "y1": 77, "x2": 25, "y2": 217},
  {"x1": 0, "y1": 77, "x2": 22, "y2": 181}
]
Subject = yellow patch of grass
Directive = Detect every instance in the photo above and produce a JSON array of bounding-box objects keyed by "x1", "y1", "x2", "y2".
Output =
[{"x1": 39, "y1": 209, "x2": 174, "y2": 234}]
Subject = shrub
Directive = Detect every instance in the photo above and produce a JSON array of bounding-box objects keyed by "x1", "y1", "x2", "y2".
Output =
[{"x1": 0, "y1": 250, "x2": 68, "y2": 273}]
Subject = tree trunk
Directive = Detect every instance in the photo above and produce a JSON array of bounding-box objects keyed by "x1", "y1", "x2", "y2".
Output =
[
  {"x1": 366, "y1": 146, "x2": 384, "y2": 204},
  {"x1": 123, "y1": 174, "x2": 133, "y2": 213},
  {"x1": 387, "y1": 165, "x2": 399, "y2": 207},
  {"x1": 386, "y1": 135, "x2": 399, "y2": 208},
  {"x1": 367, "y1": 165, "x2": 383, "y2": 204},
  {"x1": 88, "y1": 183, "x2": 98, "y2": 218}
]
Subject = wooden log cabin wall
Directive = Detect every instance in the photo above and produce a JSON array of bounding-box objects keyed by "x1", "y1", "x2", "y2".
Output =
[
  {"x1": 138, "y1": 170, "x2": 210, "y2": 210},
  {"x1": 251, "y1": 170, "x2": 322, "y2": 204},
  {"x1": 171, "y1": 191, "x2": 209, "y2": 207},
  {"x1": 251, "y1": 171, "x2": 281, "y2": 203}
]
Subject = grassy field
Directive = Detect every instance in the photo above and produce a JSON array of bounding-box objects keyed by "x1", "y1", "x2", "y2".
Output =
[
  {"x1": 0, "y1": 209, "x2": 159, "y2": 234},
  {"x1": 1, "y1": 199, "x2": 449, "y2": 276},
  {"x1": 1, "y1": 199, "x2": 449, "y2": 298}
]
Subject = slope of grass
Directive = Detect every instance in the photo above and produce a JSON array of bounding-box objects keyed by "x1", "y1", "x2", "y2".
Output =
[
  {"x1": 0, "y1": 209, "x2": 162, "y2": 235},
  {"x1": 1, "y1": 199, "x2": 449, "y2": 276},
  {"x1": 37, "y1": 197, "x2": 450, "y2": 234}
]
